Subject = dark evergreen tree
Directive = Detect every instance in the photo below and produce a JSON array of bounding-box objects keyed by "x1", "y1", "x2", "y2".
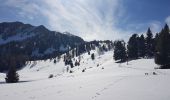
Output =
[
  {"x1": 154, "y1": 33, "x2": 159, "y2": 46},
  {"x1": 153, "y1": 33, "x2": 159, "y2": 53},
  {"x1": 75, "y1": 60, "x2": 80, "y2": 66},
  {"x1": 145, "y1": 28, "x2": 154, "y2": 58},
  {"x1": 127, "y1": 34, "x2": 139, "y2": 59},
  {"x1": 69, "y1": 60, "x2": 74, "y2": 68},
  {"x1": 102, "y1": 45, "x2": 108, "y2": 51},
  {"x1": 88, "y1": 51, "x2": 90, "y2": 55},
  {"x1": 113, "y1": 40, "x2": 127, "y2": 62},
  {"x1": 155, "y1": 24, "x2": 170, "y2": 68},
  {"x1": 91, "y1": 53, "x2": 95, "y2": 60},
  {"x1": 138, "y1": 34, "x2": 145, "y2": 58},
  {"x1": 5, "y1": 57, "x2": 19, "y2": 83},
  {"x1": 71, "y1": 49, "x2": 75, "y2": 58},
  {"x1": 75, "y1": 46, "x2": 79, "y2": 57},
  {"x1": 53, "y1": 59, "x2": 57, "y2": 64}
]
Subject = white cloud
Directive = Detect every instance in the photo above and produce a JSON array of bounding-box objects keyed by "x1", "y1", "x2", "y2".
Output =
[
  {"x1": 2, "y1": 0, "x2": 132, "y2": 41},
  {"x1": 2, "y1": 0, "x2": 170, "y2": 41},
  {"x1": 165, "y1": 16, "x2": 170, "y2": 26},
  {"x1": 149, "y1": 21, "x2": 162, "y2": 34},
  {"x1": 3, "y1": 0, "x2": 40, "y2": 20},
  {"x1": 39, "y1": 0, "x2": 130, "y2": 41}
]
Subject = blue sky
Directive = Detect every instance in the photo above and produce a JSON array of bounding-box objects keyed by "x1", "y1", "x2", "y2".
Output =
[{"x1": 0, "y1": 0, "x2": 170, "y2": 41}]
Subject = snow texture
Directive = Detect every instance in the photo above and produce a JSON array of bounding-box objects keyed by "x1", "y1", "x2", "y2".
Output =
[{"x1": 0, "y1": 51, "x2": 170, "y2": 100}]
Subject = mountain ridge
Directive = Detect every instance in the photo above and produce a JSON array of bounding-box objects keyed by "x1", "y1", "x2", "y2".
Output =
[{"x1": 0, "y1": 21, "x2": 85, "y2": 71}]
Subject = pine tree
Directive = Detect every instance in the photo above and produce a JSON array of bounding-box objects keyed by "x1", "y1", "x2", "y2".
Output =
[
  {"x1": 5, "y1": 57, "x2": 19, "y2": 83},
  {"x1": 91, "y1": 53, "x2": 95, "y2": 60},
  {"x1": 153, "y1": 33, "x2": 159, "y2": 53},
  {"x1": 145, "y1": 28, "x2": 154, "y2": 58},
  {"x1": 113, "y1": 40, "x2": 127, "y2": 62},
  {"x1": 53, "y1": 59, "x2": 57, "y2": 64},
  {"x1": 154, "y1": 33, "x2": 159, "y2": 51},
  {"x1": 71, "y1": 49, "x2": 75, "y2": 58},
  {"x1": 155, "y1": 24, "x2": 170, "y2": 68},
  {"x1": 138, "y1": 34, "x2": 145, "y2": 58},
  {"x1": 127, "y1": 34, "x2": 138, "y2": 59},
  {"x1": 102, "y1": 45, "x2": 107, "y2": 51}
]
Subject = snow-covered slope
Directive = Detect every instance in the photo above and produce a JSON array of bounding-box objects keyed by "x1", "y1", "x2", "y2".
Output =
[{"x1": 0, "y1": 50, "x2": 170, "y2": 100}]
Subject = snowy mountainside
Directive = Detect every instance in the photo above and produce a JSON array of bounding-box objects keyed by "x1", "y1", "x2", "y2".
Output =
[
  {"x1": 20, "y1": 49, "x2": 111, "y2": 78},
  {"x1": 19, "y1": 48, "x2": 164, "y2": 79},
  {"x1": 1, "y1": 49, "x2": 170, "y2": 100},
  {"x1": 0, "y1": 21, "x2": 85, "y2": 72}
]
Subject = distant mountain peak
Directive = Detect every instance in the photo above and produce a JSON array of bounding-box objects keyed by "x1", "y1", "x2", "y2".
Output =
[
  {"x1": 37, "y1": 25, "x2": 46, "y2": 29},
  {"x1": 63, "y1": 32, "x2": 75, "y2": 37},
  {"x1": 34, "y1": 25, "x2": 49, "y2": 32},
  {"x1": 0, "y1": 21, "x2": 85, "y2": 70}
]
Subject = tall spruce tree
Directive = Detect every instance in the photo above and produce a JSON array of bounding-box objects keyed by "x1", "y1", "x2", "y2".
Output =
[
  {"x1": 113, "y1": 40, "x2": 127, "y2": 62},
  {"x1": 155, "y1": 24, "x2": 170, "y2": 68},
  {"x1": 154, "y1": 33, "x2": 159, "y2": 52},
  {"x1": 5, "y1": 57, "x2": 19, "y2": 83},
  {"x1": 127, "y1": 34, "x2": 139, "y2": 59},
  {"x1": 138, "y1": 34, "x2": 145, "y2": 58},
  {"x1": 91, "y1": 53, "x2": 95, "y2": 60},
  {"x1": 145, "y1": 28, "x2": 154, "y2": 58}
]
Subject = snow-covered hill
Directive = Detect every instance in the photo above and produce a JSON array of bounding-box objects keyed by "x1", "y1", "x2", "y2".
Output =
[{"x1": 0, "y1": 50, "x2": 170, "y2": 100}]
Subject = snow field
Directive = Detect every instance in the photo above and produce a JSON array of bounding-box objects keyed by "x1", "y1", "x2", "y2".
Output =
[{"x1": 0, "y1": 50, "x2": 170, "y2": 100}]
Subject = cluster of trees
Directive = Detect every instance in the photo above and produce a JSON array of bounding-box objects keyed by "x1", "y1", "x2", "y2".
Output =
[
  {"x1": 113, "y1": 27, "x2": 154, "y2": 62},
  {"x1": 113, "y1": 40, "x2": 126, "y2": 62},
  {"x1": 155, "y1": 24, "x2": 170, "y2": 68},
  {"x1": 63, "y1": 40, "x2": 114, "y2": 68},
  {"x1": 127, "y1": 28, "x2": 155, "y2": 59},
  {"x1": 113, "y1": 24, "x2": 170, "y2": 69}
]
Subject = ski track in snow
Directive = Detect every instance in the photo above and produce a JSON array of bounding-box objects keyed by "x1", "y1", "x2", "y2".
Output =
[{"x1": 91, "y1": 76, "x2": 126, "y2": 100}]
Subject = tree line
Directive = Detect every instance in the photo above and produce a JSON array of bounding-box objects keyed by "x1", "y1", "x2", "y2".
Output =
[{"x1": 113, "y1": 24, "x2": 170, "y2": 69}]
